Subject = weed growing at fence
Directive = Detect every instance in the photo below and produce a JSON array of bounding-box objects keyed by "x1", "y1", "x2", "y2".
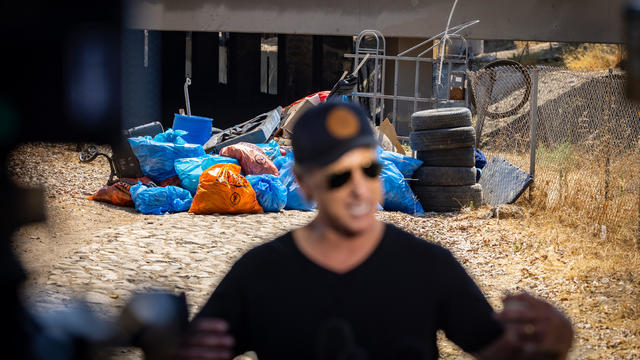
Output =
[{"x1": 563, "y1": 44, "x2": 625, "y2": 71}]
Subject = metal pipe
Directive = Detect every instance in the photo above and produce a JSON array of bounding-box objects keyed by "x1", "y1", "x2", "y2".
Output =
[
  {"x1": 393, "y1": 59, "x2": 399, "y2": 131},
  {"x1": 184, "y1": 31, "x2": 193, "y2": 116},
  {"x1": 372, "y1": 32, "x2": 380, "y2": 123},
  {"x1": 353, "y1": 93, "x2": 442, "y2": 102},
  {"x1": 144, "y1": 29, "x2": 149, "y2": 68},
  {"x1": 417, "y1": 33, "x2": 467, "y2": 58},
  {"x1": 184, "y1": 77, "x2": 192, "y2": 116},
  {"x1": 529, "y1": 68, "x2": 539, "y2": 201},
  {"x1": 397, "y1": 20, "x2": 479, "y2": 56},
  {"x1": 379, "y1": 32, "x2": 386, "y2": 125},
  {"x1": 185, "y1": 31, "x2": 192, "y2": 78},
  {"x1": 345, "y1": 53, "x2": 466, "y2": 64},
  {"x1": 414, "y1": 60, "x2": 420, "y2": 113}
]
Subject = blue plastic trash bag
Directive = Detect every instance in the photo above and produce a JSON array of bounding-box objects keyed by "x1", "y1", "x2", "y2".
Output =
[
  {"x1": 128, "y1": 129, "x2": 206, "y2": 183},
  {"x1": 278, "y1": 153, "x2": 316, "y2": 211},
  {"x1": 273, "y1": 156, "x2": 289, "y2": 171},
  {"x1": 379, "y1": 159, "x2": 425, "y2": 216},
  {"x1": 201, "y1": 154, "x2": 240, "y2": 170},
  {"x1": 474, "y1": 148, "x2": 487, "y2": 169},
  {"x1": 377, "y1": 147, "x2": 423, "y2": 178},
  {"x1": 246, "y1": 174, "x2": 288, "y2": 212},
  {"x1": 255, "y1": 140, "x2": 282, "y2": 160},
  {"x1": 130, "y1": 182, "x2": 193, "y2": 215},
  {"x1": 153, "y1": 128, "x2": 188, "y2": 145},
  {"x1": 174, "y1": 155, "x2": 239, "y2": 195}
]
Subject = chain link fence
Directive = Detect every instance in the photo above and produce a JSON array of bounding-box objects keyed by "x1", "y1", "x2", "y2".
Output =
[{"x1": 468, "y1": 64, "x2": 640, "y2": 244}]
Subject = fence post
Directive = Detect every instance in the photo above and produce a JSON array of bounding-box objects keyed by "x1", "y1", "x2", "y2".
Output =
[
  {"x1": 475, "y1": 109, "x2": 485, "y2": 148},
  {"x1": 529, "y1": 68, "x2": 539, "y2": 201}
]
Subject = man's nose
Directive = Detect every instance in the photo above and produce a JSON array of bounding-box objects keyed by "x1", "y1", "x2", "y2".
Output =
[{"x1": 349, "y1": 168, "x2": 371, "y2": 198}]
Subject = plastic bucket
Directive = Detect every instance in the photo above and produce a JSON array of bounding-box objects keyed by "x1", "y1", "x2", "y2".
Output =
[{"x1": 172, "y1": 114, "x2": 213, "y2": 145}]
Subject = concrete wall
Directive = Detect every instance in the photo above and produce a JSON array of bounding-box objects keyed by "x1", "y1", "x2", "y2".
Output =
[{"x1": 126, "y1": 0, "x2": 627, "y2": 43}]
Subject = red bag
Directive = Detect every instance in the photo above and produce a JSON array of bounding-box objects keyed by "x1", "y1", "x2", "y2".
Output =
[
  {"x1": 285, "y1": 91, "x2": 329, "y2": 109},
  {"x1": 219, "y1": 142, "x2": 279, "y2": 176},
  {"x1": 158, "y1": 175, "x2": 181, "y2": 187},
  {"x1": 88, "y1": 177, "x2": 154, "y2": 207}
]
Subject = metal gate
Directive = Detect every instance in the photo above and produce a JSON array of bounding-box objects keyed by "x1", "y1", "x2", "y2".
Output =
[{"x1": 344, "y1": 21, "x2": 478, "y2": 137}]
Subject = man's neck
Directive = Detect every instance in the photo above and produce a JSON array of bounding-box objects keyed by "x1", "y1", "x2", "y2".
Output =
[
  {"x1": 293, "y1": 217, "x2": 385, "y2": 274},
  {"x1": 308, "y1": 217, "x2": 381, "y2": 248}
]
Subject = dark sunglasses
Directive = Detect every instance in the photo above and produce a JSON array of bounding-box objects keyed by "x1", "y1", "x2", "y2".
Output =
[{"x1": 327, "y1": 161, "x2": 383, "y2": 190}]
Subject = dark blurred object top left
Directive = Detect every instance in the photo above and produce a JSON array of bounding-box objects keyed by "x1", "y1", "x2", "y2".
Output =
[{"x1": 0, "y1": 0, "x2": 122, "y2": 147}]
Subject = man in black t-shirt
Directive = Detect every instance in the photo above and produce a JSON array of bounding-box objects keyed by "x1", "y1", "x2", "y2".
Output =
[{"x1": 176, "y1": 102, "x2": 573, "y2": 360}]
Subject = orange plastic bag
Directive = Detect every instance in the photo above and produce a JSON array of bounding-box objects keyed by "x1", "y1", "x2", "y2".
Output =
[
  {"x1": 219, "y1": 142, "x2": 279, "y2": 176},
  {"x1": 189, "y1": 163, "x2": 263, "y2": 215},
  {"x1": 88, "y1": 177, "x2": 154, "y2": 207}
]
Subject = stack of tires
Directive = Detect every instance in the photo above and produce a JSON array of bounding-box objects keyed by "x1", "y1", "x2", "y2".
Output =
[{"x1": 409, "y1": 107, "x2": 482, "y2": 212}]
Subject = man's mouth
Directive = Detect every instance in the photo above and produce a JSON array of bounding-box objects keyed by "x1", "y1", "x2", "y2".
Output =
[{"x1": 347, "y1": 202, "x2": 371, "y2": 217}]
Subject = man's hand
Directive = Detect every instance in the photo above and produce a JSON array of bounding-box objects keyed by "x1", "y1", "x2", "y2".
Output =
[
  {"x1": 496, "y1": 293, "x2": 574, "y2": 360},
  {"x1": 175, "y1": 318, "x2": 235, "y2": 360}
]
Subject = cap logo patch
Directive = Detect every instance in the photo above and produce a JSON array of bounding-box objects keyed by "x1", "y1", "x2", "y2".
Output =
[{"x1": 326, "y1": 107, "x2": 360, "y2": 139}]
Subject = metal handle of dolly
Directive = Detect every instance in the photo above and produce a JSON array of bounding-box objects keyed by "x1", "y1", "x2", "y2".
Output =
[{"x1": 184, "y1": 77, "x2": 192, "y2": 116}]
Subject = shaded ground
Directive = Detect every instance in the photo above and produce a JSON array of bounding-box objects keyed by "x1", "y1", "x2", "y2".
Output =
[{"x1": 8, "y1": 143, "x2": 640, "y2": 359}]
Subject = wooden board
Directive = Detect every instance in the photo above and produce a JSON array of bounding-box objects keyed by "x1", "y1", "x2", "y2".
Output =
[{"x1": 379, "y1": 117, "x2": 406, "y2": 155}]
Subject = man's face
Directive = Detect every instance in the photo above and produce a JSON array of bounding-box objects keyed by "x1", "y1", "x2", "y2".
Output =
[{"x1": 297, "y1": 147, "x2": 382, "y2": 236}]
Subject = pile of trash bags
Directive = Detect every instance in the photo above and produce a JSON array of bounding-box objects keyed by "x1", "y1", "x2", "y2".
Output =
[{"x1": 88, "y1": 94, "x2": 426, "y2": 216}]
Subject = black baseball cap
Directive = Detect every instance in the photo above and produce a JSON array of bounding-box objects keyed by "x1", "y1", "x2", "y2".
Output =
[{"x1": 292, "y1": 101, "x2": 377, "y2": 168}]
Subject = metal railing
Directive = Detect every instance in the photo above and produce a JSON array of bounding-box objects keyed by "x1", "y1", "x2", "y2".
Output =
[{"x1": 344, "y1": 21, "x2": 478, "y2": 135}]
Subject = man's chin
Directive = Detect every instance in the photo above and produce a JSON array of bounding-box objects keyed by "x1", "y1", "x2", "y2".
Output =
[{"x1": 330, "y1": 214, "x2": 376, "y2": 237}]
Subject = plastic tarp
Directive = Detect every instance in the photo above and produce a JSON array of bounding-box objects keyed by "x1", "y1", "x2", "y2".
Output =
[
  {"x1": 246, "y1": 174, "x2": 288, "y2": 212},
  {"x1": 277, "y1": 153, "x2": 316, "y2": 211},
  {"x1": 219, "y1": 142, "x2": 279, "y2": 176},
  {"x1": 128, "y1": 129, "x2": 205, "y2": 183},
  {"x1": 377, "y1": 147, "x2": 423, "y2": 178},
  {"x1": 379, "y1": 159, "x2": 425, "y2": 216},
  {"x1": 174, "y1": 155, "x2": 240, "y2": 195},
  {"x1": 189, "y1": 163, "x2": 263, "y2": 215},
  {"x1": 130, "y1": 182, "x2": 193, "y2": 215}
]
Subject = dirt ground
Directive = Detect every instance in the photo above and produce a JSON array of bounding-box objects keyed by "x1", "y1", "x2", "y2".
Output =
[{"x1": 8, "y1": 143, "x2": 640, "y2": 359}]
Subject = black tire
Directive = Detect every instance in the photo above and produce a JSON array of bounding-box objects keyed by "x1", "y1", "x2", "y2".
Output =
[
  {"x1": 416, "y1": 147, "x2": 475, "y2": 167},
  {"x1": 411, "y1": 107, "x2": 472, "y2": 131},
  {"x1": 413, "y1": 166, "x2": 476, "y2": 186},
  {"x1": 412, "y1": 184, "x2": 483, "y2": 212},
  {"x1": 409, "y1": 127, "x2": 475, "y2": 151}
]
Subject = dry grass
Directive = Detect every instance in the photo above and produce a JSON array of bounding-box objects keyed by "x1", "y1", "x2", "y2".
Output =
[
  {"x1": 505, "y1": 42, "x2": 625, "y2": 69},
  {"x1": 488, "y1": 147, "x2": 639, "y2": 243},
  {"x1": 479, "y1": 145, "x2": 640, "y2": 357},
  {"x1": 514, "y1": 41, "x2": 548, "y2": 49},
  {"x1": 507, "y1": 209, "x2": 640, "y2": 358},
  {"x1": 562, "y1": 44, "x2": 626, "y2": 71}
]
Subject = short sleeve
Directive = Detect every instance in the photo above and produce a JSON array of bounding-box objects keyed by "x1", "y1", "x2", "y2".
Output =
[{"x1": 436, "y1": 249, "x2": 504, "y2": 353}]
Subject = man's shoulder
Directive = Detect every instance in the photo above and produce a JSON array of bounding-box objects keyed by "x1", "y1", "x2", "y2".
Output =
[
  {"x1": 235, "y1": 231, "x2": 295, "y2": 266},
  {"x1": 383, "y1": 223, "x2": 454, "y2": 259}
]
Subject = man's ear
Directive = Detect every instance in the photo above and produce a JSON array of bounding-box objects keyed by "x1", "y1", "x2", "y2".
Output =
[{"x1": 293, "y1": 166, "x2": 314, "y2": 202}]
